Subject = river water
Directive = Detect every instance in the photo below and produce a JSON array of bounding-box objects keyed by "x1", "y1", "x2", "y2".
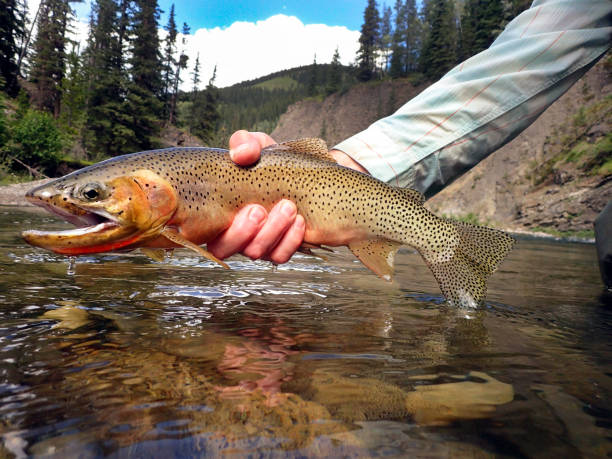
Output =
[{"x1": 0, "y1": 206, "x2": 610, "y2": 457}]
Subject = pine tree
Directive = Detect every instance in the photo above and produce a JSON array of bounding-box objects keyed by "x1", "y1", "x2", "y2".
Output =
[
  {"x1": 60, "y1": 42, "x2": 86, "y2": 131},
  {"x1": 378, "y1": 5, "x2": 393, "y2": 75},
  {"x1": 404, "y1": 0, "x2": 421, "y2": 73},
  {"x1": 190, "y1": 66, "x2": 219, "y2": 144},
  {"x1": 125, "y1": 0, "x2": 163, "y2": 151},
  {"x1": 162, "y1": 4, "x2": 177, "y2": 113},
  {"x1": 30, "y1": 0, "x2": 77, "y2": 118},
  {"x1": 460, "y1": 0, "x2": 505, "y2": 59},
  {"x1": 356, "y1": 0, "x2": 380, "y2": 82},
  {"x1": 459, "y1": 0, "x2": 477, "y2": 60},
  {"x1": 389, "y1": 0, "x2": 406, "y2": 78},
  {"x1": 167, "y1": 21, "x2": 189, "y2": 126},
  {"x1": 0, "y1": 0, "x2": 27, "y2": 96},
  {"x1": 191, "y1": 53, "x2": 201, "y2": 96},
  {"x1": 83, "y1": 0, "x2": 133, "y2": 157},
  {"x1": 308, "y1": 54, "x2": 318, "y2": 96},
  {"x1": 419, "y1": 0, "x2": 457, "y2": 81},
  {"x1": 187, "y1": 52, "x2": 200, "y2": 131},
  {"x1": 326, "y1": 47, "x2": 342, "y2": 95}
]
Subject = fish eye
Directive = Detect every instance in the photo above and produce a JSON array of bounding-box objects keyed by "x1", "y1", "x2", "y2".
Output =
[{"x1": 79, "y1": 183, "x2": 105, "y2": 201}]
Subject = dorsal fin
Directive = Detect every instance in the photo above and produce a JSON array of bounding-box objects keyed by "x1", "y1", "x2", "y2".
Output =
[
  {"x1": 263, "y1": 138, "x2": 336, "y2": 163},
  {"x1": 399, "y1": 187, "x2": 426, "y2": 204}
]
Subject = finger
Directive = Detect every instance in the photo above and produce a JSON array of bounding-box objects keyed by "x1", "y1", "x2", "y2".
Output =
[
  {"x1": 267, "y1": 215, "x2": 305, "y2": 264},
  {"x1": 229, "y1": 131, "x2": 276, "y2": 166},
  {"x1": 242, "y1": 200, "x2": 297, "y2": 260},
  {"x1": 207, "y1": 204, "x2": 267, "y2": 259}
]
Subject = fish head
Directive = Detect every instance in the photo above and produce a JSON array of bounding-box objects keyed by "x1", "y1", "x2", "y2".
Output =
[{"x1": 22, "y1": 165, "x2": 178, "y2": 255}]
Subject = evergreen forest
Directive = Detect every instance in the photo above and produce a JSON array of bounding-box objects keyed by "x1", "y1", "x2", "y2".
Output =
[{"x1": 0, "y1": 0, "x2": 531, "y2": 182}]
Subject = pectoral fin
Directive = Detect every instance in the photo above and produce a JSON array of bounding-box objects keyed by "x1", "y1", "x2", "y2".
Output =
[
  {"x1": 348, "y1": 239, "x2": 402, "y2": 282},
  {"x1": 161, "y1": 228, "x2": 230, "y2": 269},
  {"x1": 298, "y1": 242, "x2": 334, "y2": 261}
]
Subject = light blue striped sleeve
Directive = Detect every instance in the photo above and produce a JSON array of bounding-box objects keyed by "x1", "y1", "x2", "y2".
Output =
[{"x1": 333, "y1": 0, "x2": 612, "y2": 195}]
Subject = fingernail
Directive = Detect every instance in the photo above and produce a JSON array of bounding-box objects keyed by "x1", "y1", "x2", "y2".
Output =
[
  {"x1": 281, "y1": 200, "x2": 296, "y2": 218},
  {"x1": 295, "y1": 215, "x2": 305, "y2": 229},
  {"x1": 229, "y1": 143, "x2": 249, "y2": 161},
  {"x1": 248, "y1": 206, "x2": 265, "y2": 224}
]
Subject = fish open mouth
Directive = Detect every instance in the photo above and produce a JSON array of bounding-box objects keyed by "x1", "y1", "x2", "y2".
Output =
[
  {"x1": 25, "y1": 196, "x2": 120, "y2": 235},
  {"x1": 22, "y1": 195, "x2": 138, "y2": 254}
]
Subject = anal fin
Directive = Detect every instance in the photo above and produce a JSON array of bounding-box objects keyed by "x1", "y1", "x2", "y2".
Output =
[
  {"x1": 162, "y1": 228, "x2": 230, "y2": 269},
  {"x1": 348, "y1": 239, "x2": 402, "y2": 282}
]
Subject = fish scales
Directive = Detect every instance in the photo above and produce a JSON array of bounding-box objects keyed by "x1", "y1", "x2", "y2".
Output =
[{"x1": 22, "y1": 139, "x2": 515, "y2": 307}]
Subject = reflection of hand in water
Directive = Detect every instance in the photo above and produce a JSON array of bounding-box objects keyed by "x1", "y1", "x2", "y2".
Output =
[{"x1": 214, "y1": 325, "x2": 304, "y2": 405}]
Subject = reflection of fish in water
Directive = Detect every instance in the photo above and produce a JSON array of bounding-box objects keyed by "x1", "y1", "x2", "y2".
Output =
[
  {"x1": 42, "y1": 303, "x2": 514, "y2": 434},
  {"x1": 22, "y1": 139, "x2": 514, "y2": 306}
]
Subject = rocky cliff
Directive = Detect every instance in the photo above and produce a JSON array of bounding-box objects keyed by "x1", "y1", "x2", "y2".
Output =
[{"x1": 272, "y1": 57, "x2": 611, "y2": 238}]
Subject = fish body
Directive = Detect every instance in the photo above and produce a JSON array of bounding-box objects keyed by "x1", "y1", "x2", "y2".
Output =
[{"x1": 23, "y1": 139, "x2": 514, "y2": 306}]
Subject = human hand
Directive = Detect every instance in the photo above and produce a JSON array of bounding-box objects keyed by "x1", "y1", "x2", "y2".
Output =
[
  {"x1": 207, "y1": 130, "x2": 368, "y2": 264},
  {"x1": 207, "y1": 131, "x2": 305, "y2": 264},
  {"x1": 227, "y1": 129, "x2": 369, "y2": 173}
]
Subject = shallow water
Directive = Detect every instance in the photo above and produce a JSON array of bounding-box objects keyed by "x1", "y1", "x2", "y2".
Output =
[{"x1": 0, "y1": 206, "x2": 610, "y2": 458}]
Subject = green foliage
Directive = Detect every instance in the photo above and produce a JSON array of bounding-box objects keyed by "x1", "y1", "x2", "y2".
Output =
[
  {"x1": 0, "y1": 95, "x2": 8, "y2": 149},
  {"x1": 202, "y1": 63, "x2": 356, "y2": 142},
  {"x1": 59, "y1": 43, "x2": 87, "y2": 136},
  {"x1": 529, "y1": 226, "x2": 595, "y2": 240},
  {"x1": 8, "y1": 110, "x2": 63, "y2": 174},
  {"x1": 569, "y1": 133, "x2": 612, "y2": 175},
  {"x1": 254, "y1": 76, "x2": 298, "y2": 91}
]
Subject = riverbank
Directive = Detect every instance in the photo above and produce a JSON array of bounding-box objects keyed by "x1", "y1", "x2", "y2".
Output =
[{"x1": 0, "y1": 180, "x2": 51, "y2": 207}]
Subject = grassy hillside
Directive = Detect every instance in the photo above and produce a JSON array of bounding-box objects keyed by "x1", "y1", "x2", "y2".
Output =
[{"x1": 178, "y1": 63, "x2": 357, "y2": 146}]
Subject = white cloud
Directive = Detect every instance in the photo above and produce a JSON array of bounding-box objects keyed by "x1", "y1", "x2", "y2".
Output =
[
  {"x1": 23, "y1": 1, "x2": 360, "y2": 90},
  {"x1": 182, "y1": 15, "x2": 360, "y2": 88}
]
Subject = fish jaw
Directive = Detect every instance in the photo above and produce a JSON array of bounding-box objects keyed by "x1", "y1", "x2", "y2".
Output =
[
  {"x1": 22, "y1": 169, "x2": 179, "y2": 255},
  {"x1": 22, "y1": 222, "x2": 141, "y2": 255}
]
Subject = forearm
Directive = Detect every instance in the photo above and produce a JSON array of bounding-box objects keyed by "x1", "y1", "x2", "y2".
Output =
[{"x1": 334, "y1": 0, "x2": 612, "y2": 195}]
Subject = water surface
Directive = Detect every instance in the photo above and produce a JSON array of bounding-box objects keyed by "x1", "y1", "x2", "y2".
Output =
[{"x1": 0, "y1": 207, "x2": 610, "y2": 457}]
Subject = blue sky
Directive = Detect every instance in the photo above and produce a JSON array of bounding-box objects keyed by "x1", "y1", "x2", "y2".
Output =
[{"x1": 155, "y1": 0, "x2": 394, "y2": 31}]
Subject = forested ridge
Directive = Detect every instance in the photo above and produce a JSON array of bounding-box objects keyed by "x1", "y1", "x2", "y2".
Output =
[{"x1": 0, "y1": 0, "x2": 530, "y2": 182}]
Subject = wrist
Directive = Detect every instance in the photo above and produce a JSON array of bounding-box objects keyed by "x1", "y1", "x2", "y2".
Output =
[{"x1": 329, "y1": 149, "x2": 368, "y2": 174}]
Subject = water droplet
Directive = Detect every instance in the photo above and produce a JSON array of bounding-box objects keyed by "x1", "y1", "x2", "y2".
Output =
[{"x1": 66, "y1": 257, "x2": 76, "y2": 276}]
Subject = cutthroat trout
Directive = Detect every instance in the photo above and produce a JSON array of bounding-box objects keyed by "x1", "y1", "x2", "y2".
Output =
[{"x1": 22, "y1": 139, "x2": 514, "y2": 306}]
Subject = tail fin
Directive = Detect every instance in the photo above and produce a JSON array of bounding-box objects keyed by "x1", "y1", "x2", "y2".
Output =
[{"x1": 419, "y1": 220, "x2": 515, "y2": 307}]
